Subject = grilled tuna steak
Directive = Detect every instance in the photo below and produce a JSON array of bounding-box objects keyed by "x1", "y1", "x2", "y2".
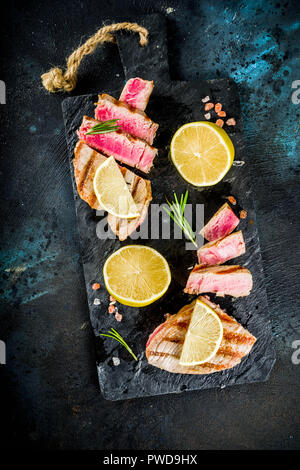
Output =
[
  {"x1": 185, "y1": 265, "x2": 253, "y2": 297},
  {"x1": 119, "y1": 77, "x2": 154, "y2": 111},
  {"x1": 77, "y1": 116, "x2": 157, "y2": 173},
  {"x1": 73, "y1": 141, "x2": 152, "y2": 240},
  {"x1": 146, "y1": 296, "x2": 256, "y2": 374},
  {"x1": 197, "y1": 231, "x2": 246, "y2": 266},
  {"x1": 107, "y1": 174, "x2": 152, "y2": 241},
  {"x1": 95, "y1": 94, "x2": 158, "y2": 145},
  {"x1": 200, "y1": 202, "x2": 240, "y2": 241}
]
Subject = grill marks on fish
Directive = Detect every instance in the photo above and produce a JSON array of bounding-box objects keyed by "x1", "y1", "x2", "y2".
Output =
[
  {"x1": 146, "y1": 296, "x2": 256, "y2": 375},
  {"x1": 73, "y1": 141, "x2": 152, "y2": 240}
]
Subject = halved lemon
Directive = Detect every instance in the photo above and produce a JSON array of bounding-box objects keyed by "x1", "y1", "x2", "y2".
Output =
[
  {"x1": 103, "y1": 245, "x2": 171, "y2": 307},
  {"x1": 93, "y1": 156, "x2": 140, "y2": 219},
  {"x1": 170, "y1": 121, "x2": 235, "y2": 186},
  {"x1": 179, "y1": 299, "x2": 223, "y2": 366}
]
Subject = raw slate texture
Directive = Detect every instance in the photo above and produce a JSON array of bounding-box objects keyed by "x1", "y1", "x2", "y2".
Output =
[{"x1": 62, "y1": 14, "x2": 275, "y2": 400}]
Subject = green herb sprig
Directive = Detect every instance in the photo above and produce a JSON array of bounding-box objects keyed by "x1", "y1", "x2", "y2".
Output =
[
  {"x1": 100, "y1": 328, "x2": 138, "y2": 361},
  {"x1": 85, "y1": 119, "x2": 121, "y2": 135},
  {"x1": 163, "y1": 190, "x2": 198, "y2": 248}
]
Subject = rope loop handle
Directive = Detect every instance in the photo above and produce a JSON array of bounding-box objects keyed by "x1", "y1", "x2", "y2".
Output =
[{"x1": 41, "y1": 22, "x2": 148, "y2": 93}]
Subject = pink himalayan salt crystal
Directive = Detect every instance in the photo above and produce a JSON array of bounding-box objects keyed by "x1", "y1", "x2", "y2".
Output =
[{"x1": 119, "y1": 77, "x2": 154, "y2": 111}]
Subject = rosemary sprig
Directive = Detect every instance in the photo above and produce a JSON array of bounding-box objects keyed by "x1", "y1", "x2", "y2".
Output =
[
  {"x1": 163, "y1": 190, "x2": 198, "y2": 248},
  {"x1": 85, "y1": 119, "x2": 121, "y2": 135},
  {"x1": 100, "y1": 328, "x2": 138, "y2": 361}
]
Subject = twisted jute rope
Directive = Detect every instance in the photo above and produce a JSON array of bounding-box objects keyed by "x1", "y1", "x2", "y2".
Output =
[{"x1": 41, "y1": 22, "x2": 149, "y2": 93}]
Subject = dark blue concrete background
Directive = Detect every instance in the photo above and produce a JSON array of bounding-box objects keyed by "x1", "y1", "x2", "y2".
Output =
[{"x1": 0, "y1": 0, "x2": 299, "y2": 449}]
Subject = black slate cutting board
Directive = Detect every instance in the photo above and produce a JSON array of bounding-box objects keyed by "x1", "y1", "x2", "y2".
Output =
[{"x1": 62, "y1": 14, "x2": 275, "y2": 400}]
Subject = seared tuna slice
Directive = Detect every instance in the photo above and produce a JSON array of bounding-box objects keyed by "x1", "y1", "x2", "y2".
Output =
[
  {"x1": 184, "y1": 265, "x2": 253, "y2": 297},
  {"x1": 73, "y1": 141, "x2": 152, "y2": 240},
  {"x1": 119, "y1": 77, "x2": 154, "y2": 111},
  {"x1": 200, "y1": 202, "x2": 240, "y2": 241},
  {"x1": 95, "y1": 94, "x2": 158, "y2": 145},
  {"x1": 77, "y1": 116, "x2": 157, "y2": 173},
  {"x1": 197, "y1": 231, "x2": 246, "y2": 266},
  {"x1": 146, "y1": 296, "x2": 256, "y2": 374}
]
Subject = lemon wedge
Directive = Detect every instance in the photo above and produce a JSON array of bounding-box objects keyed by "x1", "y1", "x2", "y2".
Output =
[
  {"x1": 103, "y1": 245, "x2": 171, "y2": 307},
  {"x1": 179, "y1": 299, "x2": 223, "y2": 366},
  {"x1": 170, "y1": 121, "x2": 234, "y2": 186},
  {"x1": 93, "y1": 156, "x2": 140, "y2": 219}
]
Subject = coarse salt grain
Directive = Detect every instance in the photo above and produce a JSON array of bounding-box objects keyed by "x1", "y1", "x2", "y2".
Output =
[
  {"x1": 216, "y1": 119, "x2": 224, "y2": 128},
  {"x1": 215, "y1": 103, "x2": 222, "y2": 113},
  {"x1": 204, "y1": 112, "x2": 211, "y2": 120},
  {"x1": 92, "y1": 283, "x2": 100, "y2": 290},
  {"x1": 108, "y1": 305, "x2": 115, "y2": 314},
  {"x1": 226, "y1": 195, "x2": 237, "y2": 205},
  {"x1": 202, "y1": 96, "x2": 210, "y2": 103},
  {"x1": 94, "y1": 298, "x2": 101, "y2": 306},
  {"x1": 226, "y1": 118, "x2": 236, "y2": 126}
]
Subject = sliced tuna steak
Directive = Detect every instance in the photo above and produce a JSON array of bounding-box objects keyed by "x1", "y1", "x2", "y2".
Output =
[
  {"x1": 200, "y1": 202, "x2": 240, "y2": 241},
  {"x1": 77, "y1": 116, "x2": 157, "y2": 173},
  {"x1": 73, "y1": 141, "x2": 152, "y2": 240},
  {"x1": 197, "y1": 231, "x2": 246, "y2": 266},
  {"x1": 184, "y1": 265, "x2": 253, "y2": 297},
  {"x1": 146, "y1": 296, "x2": 256, "y2": 374},
  {"x1": 95, "y1": 94, "x2": 158, "y2": 145},
  {"x1": 107, "y1": 177, "x2": 152, "y2": 241},
  {"x1": 119, "y1": 77, "x2": 154, "y2": 111}
]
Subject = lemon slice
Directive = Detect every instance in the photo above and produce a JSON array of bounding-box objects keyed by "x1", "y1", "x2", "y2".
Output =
[
  {"x1": 93, "y1": 156, "x2": 140, "y2": 219},
  {"x1": 170, "y1": 121, "x2": 235, "y2": 186},
  {"x1": 179, "y1": 299, "x2": 223, "y2": 366},
  {"x1": 103, "y1": 245, "x2": 171, "y2": 307}
]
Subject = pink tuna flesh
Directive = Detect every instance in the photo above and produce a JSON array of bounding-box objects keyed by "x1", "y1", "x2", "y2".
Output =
[
  {"x1": 119, "y1": 77, "x2": 154, "y2": 111},
  {"x1": 95, "y1": 94, "x2": 158, "y2": 145},
  {"x1": 77, "y1": 116, "x2": 157, "y2": 173},
  {"x1": 197, "y1": 231, "x2": 246, "y2": 266},
  {"x1": 200, "y1": 203, "x2": 240, "y2": 241},
  {"x1": 184, "y1": 265, "x2": 253, "y2": 297}
]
